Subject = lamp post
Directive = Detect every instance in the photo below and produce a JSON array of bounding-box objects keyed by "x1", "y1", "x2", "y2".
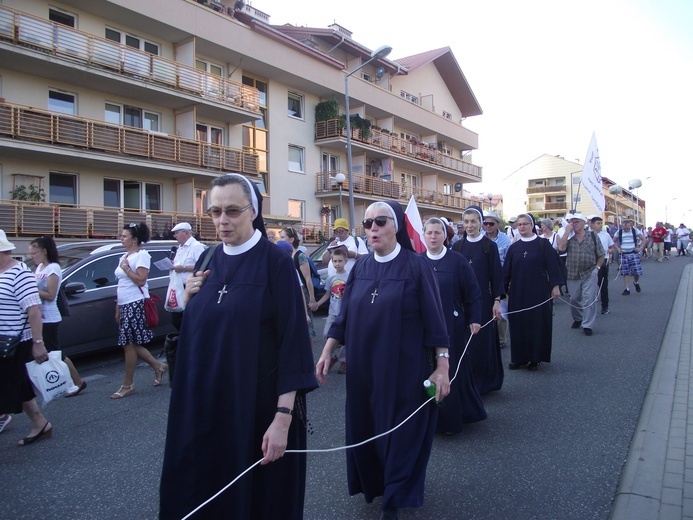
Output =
[
  {"x1": 345, "y1": 44, "x2": 392, "y2": 234},
  {"x1": 486, "y1": 193, "x2": 494, "y2": 212},
  {"x1": 569, "y1": 170, "x2": 583, "y2": 214},
  {"x1": 334, "y1": 172, "x2": 346, "y2": 218},
  {"x1": 628, "y1": 179, "x2": 642, "y2": 225},
  {"x1": 608, "y1": 184, "x2": 623, "y2": 224}
]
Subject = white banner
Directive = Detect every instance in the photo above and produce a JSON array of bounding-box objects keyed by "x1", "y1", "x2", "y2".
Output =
[{"x1": 581, "y1": 132, "x2": 605, "y2": 213}]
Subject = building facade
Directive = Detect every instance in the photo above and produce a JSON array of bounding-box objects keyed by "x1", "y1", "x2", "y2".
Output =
[
  {"x1": 0, "y1": 0, "x2": 484, "y2": 250},
  {"x1": 503, "y1": 154, "x2": 645, "y2": 225}
]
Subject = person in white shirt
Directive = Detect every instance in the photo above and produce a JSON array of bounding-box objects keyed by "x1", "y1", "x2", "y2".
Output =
[
  {"x1": 588, "y1": 216, "x2": 614, "y2": 314},
  {"x1": 169, "y1": 222, "x2": 206, "y2": 330},
  {"x1": 676, "y1": 223, "x2": 691, "y2": 256},
  {"x1": 505, "y1": 216, "x2": 519, "y2": 243},
  {"x1": 322, "y1": 218, "x2": 369, "y2": 276}
]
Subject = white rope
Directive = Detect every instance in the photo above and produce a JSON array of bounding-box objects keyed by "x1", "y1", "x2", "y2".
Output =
[{"x1": 182, "y1": 294, "x2": 559, "y2": 518}]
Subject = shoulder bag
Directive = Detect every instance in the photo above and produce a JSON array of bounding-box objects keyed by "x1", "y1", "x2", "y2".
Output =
[
  {"x1": 138, "y1": 286, "x2": 160, "y2": 328},
  {"x1": 0, "y1": 314, "x2": 29, "y2": 359}
]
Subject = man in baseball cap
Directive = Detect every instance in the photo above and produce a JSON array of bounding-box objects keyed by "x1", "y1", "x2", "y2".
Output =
[
  {"x1": 169, "y1": 222, "x2": 206, "y2": 330},
  {"x1": 321, "y1": 218, "x2": 368, "y2": 276}
]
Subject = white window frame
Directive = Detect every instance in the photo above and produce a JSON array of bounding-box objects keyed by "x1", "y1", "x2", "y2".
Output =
[
  {"x1": 105, "y1": 27, "x2": 159, "y2": 55},
  {"x1": 196, "y1": 59, "x2": 223, "y2": 77},
  {"x1": 400, "y1": 90, "x2": 419, "y2": 104},
  {"x1": 105, "y1": 102, "x2": 160, "y2": 131},
  {"x1": 287, "y1": 91, "x2": 304, "y2": 120},
  {"x1": 49, "y1": 89, "x2": 76, "y2": 115},
  {"x1": 442, "y1": 110, "x2": 452, "y2": 120},
  {"x1": 49, "y1": 8, "x2": 77, "y2": 28},
  {"x1": 104, "y1": 179, "x2": 162, "y2": 210},
  {"x1": 288, "y1": 199, "x2": 305, "y2": 221},
  {"x1": 288, "y1": 145, "x2": 305, "y2": 173}
]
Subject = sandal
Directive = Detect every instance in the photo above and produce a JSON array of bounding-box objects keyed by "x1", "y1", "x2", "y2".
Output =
[
  {"x1": 17, "y1": 421, "x2": 52, "y2": 447},
  {"x1": 65, "y1": 380, "x2": 87, "y2": 398},
  {"x1": 153, "y1": 362, "x2": 168, "y2": 387},
  {"x1": 110, "y1": 384, "x2": 135, "y2": 399}
]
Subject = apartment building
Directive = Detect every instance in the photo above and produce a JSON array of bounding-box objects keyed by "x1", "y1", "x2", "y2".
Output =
[
  {"x1": 0, "y1": 0, "x2": 484, "y2": 248},
  {"x1": 503, "y1": 154, "x2": 645, "y2": 225}
]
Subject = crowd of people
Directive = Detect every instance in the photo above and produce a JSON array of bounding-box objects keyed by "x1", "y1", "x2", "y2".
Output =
[{"x1": 2, "y1": 189, "x2": 691, "y2": 519}]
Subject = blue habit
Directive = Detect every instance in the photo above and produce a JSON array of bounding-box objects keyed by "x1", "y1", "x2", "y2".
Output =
[
  {"x1": 453, "y1": 236, "x2": 505, "y2": 394},
  {"x1": 503, "y1": 236, "x2": 563, "y2": 364},
  {"x1": 422, "y1": 249, "x2": 486, "y2": 433},
  {"x1": 328, "y1": 248, "x2": 448, "y2": 510},
  {"x1": 159, "y1": 238, "x2": 318, "y2": 519}
]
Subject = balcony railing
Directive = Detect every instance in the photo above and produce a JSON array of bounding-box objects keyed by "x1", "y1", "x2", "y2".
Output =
[
  {"x1": 0, "y1": 101, "x2": 259, "y2": 175},
  {"x1": 0, "y1": 199, "x2": 221, "y2": 241},
  {"x1": 526, "y1": 202, "x2": 568, "y2": 212},
  {"x1": 526, "y1": 185, "x2": 567, "y2": 194},
  {"x1": 0, "y1": 5, "x2": 260, "y2": 112},
  {"x1": 315, "y1": 171, "x2": 475, "y2": 212},
  {"x1": 315, "y1": 120, "x2": 482, "y2": 180}
]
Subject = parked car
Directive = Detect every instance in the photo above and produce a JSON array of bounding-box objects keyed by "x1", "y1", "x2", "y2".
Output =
[{"x1": 25, "y1": 240, "x2": 182, "y2": 357}]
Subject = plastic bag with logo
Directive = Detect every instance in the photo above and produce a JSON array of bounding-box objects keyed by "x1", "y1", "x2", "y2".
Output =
[
  {"x1": 164, "y1": 271, "x2": 185, "y2": 313},
  {"x1": 25, "y1": 351, "x2": 75, "y2": 407}
]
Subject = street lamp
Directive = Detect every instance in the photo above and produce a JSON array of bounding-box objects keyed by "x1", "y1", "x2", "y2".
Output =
[
  {"x1": 569, "y1": 170, "x2": 583, "y2": 214},
  {"x1": 628, "y1": 179, "x2": 642, "y2": 225},
  {"x1": 334, "y1": 172, "x2": 346, "y2": 218},
  {"x1": 345, "y1": 44, "x2": 392, "y2": 234},
  {"x1": 486, "y1": 193, "x2": 494, "y2": 212},
  {"x1": 609, "y1": 184, "x2": 623, "y2": 224}
]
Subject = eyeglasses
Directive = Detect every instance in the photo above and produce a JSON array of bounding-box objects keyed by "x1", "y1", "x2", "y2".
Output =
[
  {"x1": 362, "y1": 216, "x2": 394, "y2": 229},
  {"x1": 483, "y1": 222, "x2": 496, "y2": 226},
  {"x1": 516, "y1": 222, "x2": 533, "y2": 227},
  {"x1": 207, "y1": 202, "x2": 253, "y2": 219}
]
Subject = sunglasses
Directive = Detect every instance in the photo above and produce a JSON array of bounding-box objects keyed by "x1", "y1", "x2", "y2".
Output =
[
  {"x1": 483, "y1": 221, "x2": 496, "y2": 226},
  {"x1": 362, "y1": 216, "x2": 394, "y2": 229},
  {"x1": 206, "y1": 202, "x2": 252, "y2": 219},
  {"x1": 128, "y1": 222, "x2": 138, "y2": 228}
]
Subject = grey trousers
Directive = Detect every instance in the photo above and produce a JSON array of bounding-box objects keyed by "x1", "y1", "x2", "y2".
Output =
[{"x1": 567, "y1": 269, "x2": 599, "y2": 329}]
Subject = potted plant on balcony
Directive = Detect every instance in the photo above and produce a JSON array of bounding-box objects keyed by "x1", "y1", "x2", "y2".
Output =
[
  {"x1": 315, "y1": 100, "x2": 339, "y2": 122},
  {"x1": 10, "y1": 184, "x2": 46, "y2": 202}
]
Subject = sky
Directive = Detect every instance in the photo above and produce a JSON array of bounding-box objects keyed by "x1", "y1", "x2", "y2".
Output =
[{"x1": 262, "y1": 0, "x2": 693, "y2": 226}]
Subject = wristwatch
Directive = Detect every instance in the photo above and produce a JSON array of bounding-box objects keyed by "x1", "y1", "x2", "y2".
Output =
[
  {"x1": 33, "y1": 339, "x2": 44, "y2": 344},
  {"x1": 436, "y1": 352, "x2": 450, "y2": 360}
]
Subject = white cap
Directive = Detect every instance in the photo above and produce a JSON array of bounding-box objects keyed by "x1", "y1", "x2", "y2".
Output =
[
  {"x1": 568, "y1": 213, "x2": 587, "y2": 222},
  {"x1": 0, "y1": 229, "x2": 16, "y2": 252},
  {"x1": 171, "y1": 222, "x2": 192, "y2": 232}
]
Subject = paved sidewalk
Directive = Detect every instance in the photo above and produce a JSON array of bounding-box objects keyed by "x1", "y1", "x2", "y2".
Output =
[{"x1": 611, "y1": 264, "x2": 693, "y2": 519}]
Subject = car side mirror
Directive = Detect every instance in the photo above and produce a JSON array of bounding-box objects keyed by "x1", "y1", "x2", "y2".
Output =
[{"x1": 63, "y1": 282, "x2": 86, "y2": 295}]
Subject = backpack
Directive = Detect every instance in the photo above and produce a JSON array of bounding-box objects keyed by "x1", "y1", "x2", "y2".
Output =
[{"x1": 294, "y1": 252, "x2": 323, "y2": 297}]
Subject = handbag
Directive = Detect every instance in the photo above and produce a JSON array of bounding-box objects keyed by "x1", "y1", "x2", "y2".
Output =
[
  {"x1": 0, "y1": 314, "x2": 29, "y2": 359},
  {"x1": 25, "y1": 351, "x2": 75, "y2": 406},
  {"x1": 164, "y1": 271, "x2": 185, "y2": 312},
  {"x1": 56, "y1": 286, "x2": 70, "y2": 317},
  {"x1": 138, "y1": 286, "x2": 161, "y2": 328}
]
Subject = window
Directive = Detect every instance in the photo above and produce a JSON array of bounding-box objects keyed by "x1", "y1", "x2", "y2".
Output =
[
  {"x1": 104, "y1": 103, "x2": 160, "y2": 131},
  {"x1": 242, "y1": 75, "x2": 269, "y2": 191},
  {"x1": 49, "y1": 172, "x2": 77, "y2": 205},
  {"x1": 196, "y1": 124, "x2": 223, "y2": 144},
  {"x1": 49, "y1": 9, "x2": 76, "y2": 27},
  {"x1": 443, "y1": 183, "x2": 452, "y2": 195},
  {"x1": 196, "y1": 59, "x2": 223, "y2": 77},
  {"x1": 442, "y1": 111, "x2": 452, "y2": 120},
  {"x1": 400, "y1": 90, "x2": 419, "y2": 104},
  {"x1": 287, "y1": 92, "x2": 303, "y2": 119},
  {"x1": 288, "y1": 145, "x2": 305, "y2": 173},
  {"x1": 105, "y1": 28, "x2": 159, "y2": 55},
  {"x1": 49, "y1": 90, "x2": 75, "y2": 115},
  {"x1": 322, "y1": 153, "x2": 339, "y2": 172},
  {"x1": 104, "y1": 179, "x2": 161, "y2": 210},
  {"x1": 288, "y1": 200, "x2": 304, "y2": 221},
  {"x1": 361, "y1": 72, "x2": 372, "y2": 82}
]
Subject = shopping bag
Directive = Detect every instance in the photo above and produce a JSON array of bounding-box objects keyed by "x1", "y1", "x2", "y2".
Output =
[
  {"x1": 164, "y1": 272, "x2": 185, "y2": 312},
  {"x1": 144, "y1": 294, "x2": 161, "y2": 328},
  {"x1": 25, "y1": 351, "x2": 75, "y2": 407}
]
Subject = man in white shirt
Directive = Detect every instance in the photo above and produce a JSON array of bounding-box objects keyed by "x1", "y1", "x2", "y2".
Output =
[
  {"x1": 322, "y1": 218, "x2": 369, "y2": 276},
  {"x1": 169, "y1": 222, "x2": 206, "y2": 330},
  {"x1": 505, "y1": 216, "x2": 519, "y2": 243},
  {"x1": 588, "y1": 215, "x2": 614, "y2": 315}
]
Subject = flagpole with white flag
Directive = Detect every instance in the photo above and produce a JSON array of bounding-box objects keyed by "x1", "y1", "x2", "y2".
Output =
[
  {"x1": 580, "y1": 132, "x2": 605, "y2": 214},
  {"x1": 405, "y1": 196, "x2": 426, "y2": 253}
]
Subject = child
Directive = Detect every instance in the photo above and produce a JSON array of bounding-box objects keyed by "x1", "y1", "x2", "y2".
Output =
[{"x1": 310, "y1": 247, "x2": 348, "y2": 373}]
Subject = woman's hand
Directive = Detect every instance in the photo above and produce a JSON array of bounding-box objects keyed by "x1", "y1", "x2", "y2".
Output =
[
  {"x1": 551, "y1": 285, "x2": 561, "y2": 299},
  {"x1": 428, "y1": 364, "x2": 450, "y2": 401},
  {"x1": 469, "y1": 323, "x2": 481, "y2": 335},
  {"x1": 183, "y1": 269, "x2": 211, "y2": 304},
  {"x1": 316, "y1": 338, "x2": 338, "y2": 384},
  {"x1": 260, "y1": 413, "x2": 291, "y2": 465},
  {"x1": 492, "y1": 300, "x2": 502, "y2": 320},
  {"x1": 32, "y1": 342, "x2": 48, "y2": 363}
]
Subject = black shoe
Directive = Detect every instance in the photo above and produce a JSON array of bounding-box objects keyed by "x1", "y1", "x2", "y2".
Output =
[
  {"x1": 583, "y1": 328, "x2": 593, "y2": 336},
  {"x1": 571, "y1": 320, "x2": 582, "y2": 329},
  {"x1": 508, "y1": 362, "x2": 524, "y2": 370},
  {"x1": 634, "y1": 283, "x2": 641, "y2": 293},
  {"x1": 622, "y1": 288, "x2": 630, "y2": 295},
  {"x1": 601, "y1": 308, "x2": 609, "y2": 315},
  {"x1": 527, "y1": 362, "x2": 540, "y2": 371}
]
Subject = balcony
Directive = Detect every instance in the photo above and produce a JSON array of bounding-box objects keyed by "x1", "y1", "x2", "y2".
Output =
[
  {"x1": 0, "y1": 5, "x2": 260, "y2": 124},
  {"x1": 526, "y1": 185, "x2": 567, "y2": 194},
  {"x1": 315, "y1": 171, "x2": 475, "y2": 212},
  {"x1": 526, "y1": 202, "x2": 568, "y2": 212},
  {"x1": 0, "y1": 199, "x2": 219, "y2": 241},
  {"x1": 315, "y1": 120, "x2": 482, "y2": 181},
  {"x1": 0, "y1": 101, "x2": 259, "y2": 175}
]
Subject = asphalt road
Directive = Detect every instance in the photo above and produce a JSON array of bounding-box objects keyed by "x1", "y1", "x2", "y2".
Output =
[{"x1": 1, "y1": 254, "x2": 689, "y2": 519}]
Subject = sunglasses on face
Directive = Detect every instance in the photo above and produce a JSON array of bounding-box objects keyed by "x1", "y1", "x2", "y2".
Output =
[
  {"x1": 362, "y1": 216, "x2": 394, "y2": 229},
  {"x1": 206, "y1": 202, "x2": 252, "y2": 219},
  {"x1": 483, "y1": 221, "x2": 496, "y2": 226}
]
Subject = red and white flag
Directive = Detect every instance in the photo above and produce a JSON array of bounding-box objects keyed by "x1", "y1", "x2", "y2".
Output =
[{"x1": 405, "y1": 196, "x2": 426, "y2": 253}]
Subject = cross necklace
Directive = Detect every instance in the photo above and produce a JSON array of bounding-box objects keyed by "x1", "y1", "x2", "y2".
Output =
[{"x1": 217, "y1": 250, "x2": 250, "y2": 304}]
